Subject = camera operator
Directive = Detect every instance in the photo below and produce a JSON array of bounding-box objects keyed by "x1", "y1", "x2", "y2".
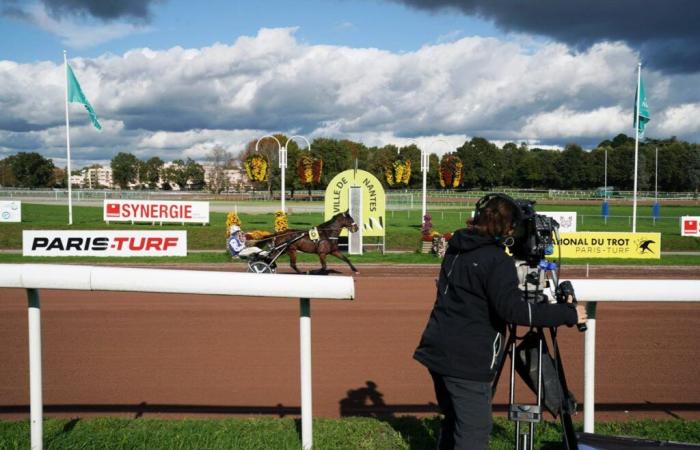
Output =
[{"x1": 413, "y1": 193, "x2": 587, "y2": 450}]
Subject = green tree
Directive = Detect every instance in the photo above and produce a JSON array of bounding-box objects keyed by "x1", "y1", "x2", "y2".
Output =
[
  {"x1": 111, "y1": 152, "x2": 139, "y2": 189},
  {"x1": 163, "y1": 160, "x2": 188, "y2": 190},
  {"x1": 8, "y1": 152, "x2": 55, "y2": 188},
  {"x1": 457, "y1": 137, "x2": 502, "y2": 189},
  {"x1": 556, "y1": 144, "x2": 588, "y2": 189},
  {"x1": 501, "y1": 142, "x2": 527, "y2": 187},
  {"x1": 185, "y1": 158, "x2": 205, "y2": 190},
  {"x1": 142, "y1": 157, "x2": 164, "y2": 189},
  {"x1": 0, "y1": 157, "x2": 17, "y2": 187},
  {"x1": 312, "y1": 138, "x2": 353, "y2": 186}
]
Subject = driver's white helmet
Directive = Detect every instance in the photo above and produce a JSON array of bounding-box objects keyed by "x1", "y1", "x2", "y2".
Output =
[{"x1": 230, "y1": 225, "x2": 241, "y2": 234}]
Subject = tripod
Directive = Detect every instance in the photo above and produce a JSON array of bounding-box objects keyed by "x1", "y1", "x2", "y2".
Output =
[{"x1": 492, "y1": 262, "x2": 580, "y2": 450}]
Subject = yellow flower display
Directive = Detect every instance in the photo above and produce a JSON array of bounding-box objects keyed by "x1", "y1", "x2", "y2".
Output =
[
  {"x1": 225, "y1": 211, "x2": 242, "y2": 237},
  {"x1": 384, "y1": 167, "x2": 394, "y2": 186},
  {"x1": 402, "y1": 159, "x2": 411, "y2": 184},
  {"x1": 274, "y1": 210, "x2": 288, "y2": 232},
  {"x1": 439, "y1": 154, "x2": 463, "y2": 189},
  {"x1": 394, "y1": 163, "x2": 404, "y2": 185},
  {"x1": 244, "y1": 154, "x2": 269, "y2": 182},
  {"x1": 297, "y1": 154, "x2": 323, "y2": 185},
  {"x1": 453, "y1": 161, "x2": 463, "y2": 188},
  {"x1": 385, "y1": 158, "x2": 412, "y2": 187},
  {"x1": 246, "y1": 230, "x2": 273, "y2": 241}
]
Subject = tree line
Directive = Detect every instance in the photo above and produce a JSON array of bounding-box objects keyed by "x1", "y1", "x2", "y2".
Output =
[{"x1": 1, "y1": 133, "x2": 698, "y2": 192}]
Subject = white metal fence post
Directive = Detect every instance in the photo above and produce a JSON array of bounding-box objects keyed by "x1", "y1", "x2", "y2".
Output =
[
  {"x1": 300, "y1": 298, "x2": 313, "y2": 450},
  {"x1": 27, "y1": 288, "x2": 43, "y2": 450},
  {"x1": 583, "y1": 302, "x2": 597, "y2": 433}
]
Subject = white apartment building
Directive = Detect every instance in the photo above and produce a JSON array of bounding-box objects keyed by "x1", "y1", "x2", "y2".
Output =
[
  {"x1": 71, "y1": 166, "x2": 113, "y2": 188},
  {"x1": 85, "y1": 166, "x2": 113, "y2": 188}
]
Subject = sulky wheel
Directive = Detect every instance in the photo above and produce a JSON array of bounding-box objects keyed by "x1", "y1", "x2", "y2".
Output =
[{"x1": 248, "y1": 261, "x2": 275, "y2": 274}]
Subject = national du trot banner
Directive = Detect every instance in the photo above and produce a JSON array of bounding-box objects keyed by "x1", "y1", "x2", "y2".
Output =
[
  {"x1": 553, "y1": 232, "x2": 661, "y2": 259},
  {"x1": 23, "y1": 230, "x2": 187, "y2": 257},
  {"x1": 103, "y1": 199, "x2": 209, "y2": 224}
]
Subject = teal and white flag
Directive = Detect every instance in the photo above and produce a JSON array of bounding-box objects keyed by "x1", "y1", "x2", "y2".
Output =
[
  {"x1": 67, "y1": 64, "x2": 101, "y2": 130},
  {"x1": 633, "y1": 77, "x2": 650, "y2": 135}
]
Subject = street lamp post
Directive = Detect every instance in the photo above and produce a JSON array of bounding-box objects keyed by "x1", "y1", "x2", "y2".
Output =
[
  {"x1": 255, "y1": 134, "x2": 282, "y2": 209},
  {"x1": 285, "y1": 135, "x2": 312, "y2": 209}
]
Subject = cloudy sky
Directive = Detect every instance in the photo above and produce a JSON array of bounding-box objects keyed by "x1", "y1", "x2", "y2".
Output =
[{"x1": 1, "y1": 0, "x2": 699, "y2": 168}]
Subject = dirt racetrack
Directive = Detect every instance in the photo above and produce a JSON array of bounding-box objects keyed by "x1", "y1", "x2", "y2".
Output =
[{"x1": 1, "y1": 264, "x2": 699, "y2": 423}]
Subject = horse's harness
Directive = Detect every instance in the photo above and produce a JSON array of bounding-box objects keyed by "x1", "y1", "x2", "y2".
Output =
[
  {"x1": 307, "y1": 223, "x2": 346, "y2": 250},
  {"x1": 271, "y1": 216, "x2": 356, "y2": 252}
]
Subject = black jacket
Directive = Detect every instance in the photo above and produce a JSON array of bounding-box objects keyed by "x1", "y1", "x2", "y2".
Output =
[{"x1": 413, "y1": 228, "x2": 578, "y2": 382}]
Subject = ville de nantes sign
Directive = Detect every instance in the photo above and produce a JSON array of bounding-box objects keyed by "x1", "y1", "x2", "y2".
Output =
[{"x1": 324, "y1": 169, "x2": 385, "y2": 237}]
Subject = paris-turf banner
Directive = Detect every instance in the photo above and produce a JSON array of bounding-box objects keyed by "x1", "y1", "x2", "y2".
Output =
[
  {"x1": 104, "y1": 199, "x2": 209, "y2": 224},
  {"x1": 324, "y1": 169, "x2": 385, "y2": 237},
  {"x1": 23, "y1": 230, "x2": 187, "y2": 256},
  {"x1": 552, "y1": 232, "x2": 660, "y2": 259}
]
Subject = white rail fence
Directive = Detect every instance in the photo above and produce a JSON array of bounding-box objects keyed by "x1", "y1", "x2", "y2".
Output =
[
  {"x1": 1, "y1": 266, "x2": 699, "y2": 448},
  {"x1": 0, "y1": 264, "x2": 355, "y2": 450},
  {"x1": 565, "y1": 278, "x2": 700, "y2": 433}
]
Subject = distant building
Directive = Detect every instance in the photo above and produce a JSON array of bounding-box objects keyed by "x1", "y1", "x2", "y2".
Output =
[
  {"x1": 202, "y1": 164, "x2": 250, "y2": 191},
  {"x1": 69, "y1": 174, "x2": 84, "y2": 188},
  {"x1": 84, "y1": 166, "x2": 113, "y2": 188}
]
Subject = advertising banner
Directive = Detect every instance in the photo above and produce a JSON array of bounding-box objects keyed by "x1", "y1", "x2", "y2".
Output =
[
  {"x1": 681, "y1": 216, "x2": 700, "y2": 237},
  {"x1": 553, "y1": 232, "x2": 661, "y2": 259},
  {"x1": 23, "y1": 230, "x2": 187, "y2": 257},
  {"x1": 540, "y1": 211, "x2": 577, "y2": 232},
  {"x1": 324, "y1": 169, "x2": 386, "y2": 237},
  {"x1": 104, "y1": 199, "x2": 209, "y2": 224},
  {"x1": 0, "y1": 200, "x2": 21, "y2": 222}
]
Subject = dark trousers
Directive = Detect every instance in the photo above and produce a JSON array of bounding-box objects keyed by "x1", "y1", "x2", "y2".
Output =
[{"x1": 430, "y1": 370, "x2": 493, "y2": 450}]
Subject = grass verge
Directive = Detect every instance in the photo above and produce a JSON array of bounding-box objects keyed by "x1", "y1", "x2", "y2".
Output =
[
  {"x1": 1, "y1": 203, "x2": 699, "y2": 253},
  {"x1": 1, "y1": 417, "x2": 699, "y2": 450}
]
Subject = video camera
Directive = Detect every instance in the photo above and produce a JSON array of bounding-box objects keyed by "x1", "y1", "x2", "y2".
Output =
[
  {"x1": 509, "y1": 198, "x2": 586, "y2": 332},
  {"x1": 510, "y1": 199, "x2": 559, "y2": 268}
]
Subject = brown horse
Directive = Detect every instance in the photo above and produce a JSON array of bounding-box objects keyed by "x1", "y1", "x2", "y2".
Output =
[{"x1": 273, "y1": 211, "x2": 360, "y2": 274}]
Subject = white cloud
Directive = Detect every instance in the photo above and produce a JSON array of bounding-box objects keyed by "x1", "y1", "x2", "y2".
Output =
[
  {"x1": 0, "y1": 27, "x2": 698, "y2": 167},
  {"x1": 521, "y1": 106, "x2": 628, "y2": 140},
  {"x1": 656, "y1": 103, "x2": 700, "y2": 136}
]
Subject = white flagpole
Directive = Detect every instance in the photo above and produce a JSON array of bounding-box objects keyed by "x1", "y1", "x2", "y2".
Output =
[
  {"x1": 64, "y1": 50, "x2": 73, "y2": 225},
  {"x1": 632, "y1": 62, "x2": 641, "y2": 233}
]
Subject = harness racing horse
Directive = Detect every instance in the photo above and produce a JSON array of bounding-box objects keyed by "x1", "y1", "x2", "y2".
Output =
[{"x1": 274, "y1": 211, "x2": 360, "y2": 274}]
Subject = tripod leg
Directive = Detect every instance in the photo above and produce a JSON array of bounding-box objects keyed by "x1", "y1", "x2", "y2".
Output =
[
  {"x1": 549, "y1": 327, "x2": 579, "y2": 450},
  {"x1": 491, "y1": 327, "x2": 514, "y2": 397}
]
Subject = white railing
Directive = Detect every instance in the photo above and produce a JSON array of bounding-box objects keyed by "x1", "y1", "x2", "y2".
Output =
[
  {"x1": 0, "y1": 264, "x2": 355, "y2": 450},
  {"x1": 564, "y1": 278, "x2": 700, "y2": 433},
  {"x1": 2, "y1": 266, "x2": 698, "y2": 446}
]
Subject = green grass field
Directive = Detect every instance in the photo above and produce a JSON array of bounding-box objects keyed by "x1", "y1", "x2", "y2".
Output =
[
  {"x1": 0, "y1": 417, "x2": 698, "y2": 450},
  {"x1": 1, "y1": 202, "x2": 698, "y2": 265}
]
